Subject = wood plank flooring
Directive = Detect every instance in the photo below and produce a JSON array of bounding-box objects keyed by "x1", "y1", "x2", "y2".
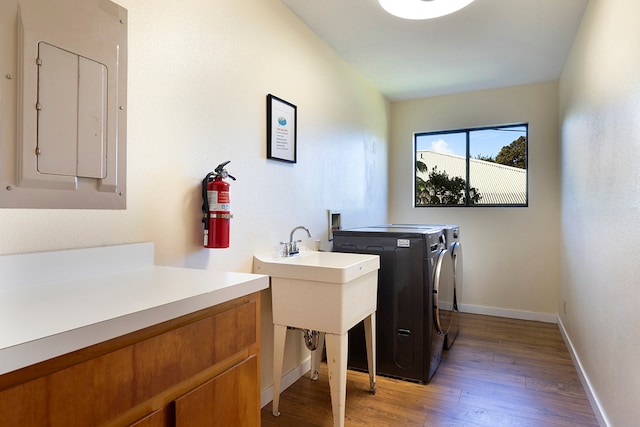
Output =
[{"x1": 261, "y1": 312, "x2": 600, "y2": 427}]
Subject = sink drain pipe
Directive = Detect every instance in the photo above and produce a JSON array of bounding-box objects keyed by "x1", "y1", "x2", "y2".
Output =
[
  {"x1": 287, "y1": 326, "x2": 321, "y2": 351},
  {"x1": 303, "y1": 329, "x2": 320, "y2": 351}
]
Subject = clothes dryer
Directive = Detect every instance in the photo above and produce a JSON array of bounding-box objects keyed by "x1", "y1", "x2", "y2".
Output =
[
  {"x1": 389, "y1": 224, "x2": 462, "y2": 349},
  {"x1": 333, "y1": 226, "x2": 454, "y2": 383}
]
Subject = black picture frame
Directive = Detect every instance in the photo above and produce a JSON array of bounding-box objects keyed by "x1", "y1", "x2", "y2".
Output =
[{"x1": 266, "y1": 94, "x2": 297, "y2": 163}]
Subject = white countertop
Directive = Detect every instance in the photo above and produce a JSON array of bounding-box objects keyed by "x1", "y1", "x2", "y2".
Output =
[{"x1": 0, "y1": 243, "x2": 269, "y2": 375}]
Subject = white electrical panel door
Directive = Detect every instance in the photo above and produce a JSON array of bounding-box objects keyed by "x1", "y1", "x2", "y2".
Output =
[{"x1": 37, "y1": 43, "x2": 107, "y2": 179}]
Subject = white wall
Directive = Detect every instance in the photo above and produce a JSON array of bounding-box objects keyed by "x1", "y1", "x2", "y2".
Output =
[
  {"x1": 0, "y1": 0, "x2": 389, "y2": 403},
  {"x1": 559, "y1": 0, "x2": 640, "y2": 425},
  {"x1": 388, "y1": 82, "x2": 561, "y2": 320}
]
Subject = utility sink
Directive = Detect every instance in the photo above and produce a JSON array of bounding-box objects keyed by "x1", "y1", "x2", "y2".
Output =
[
  {"x1": 252, "y1": 249, "x2": 379, "y2": 283},
  {"x1": 253, "y1": 249, "x2": 380, "y2": 427},
  {"x1": 253, "y1": 249, "x2": 380, "y2": 333}
]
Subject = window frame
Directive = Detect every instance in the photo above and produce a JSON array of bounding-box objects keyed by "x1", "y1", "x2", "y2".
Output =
[{"x1": 414, "y1": 123, "x2": 529, "y2": 208}]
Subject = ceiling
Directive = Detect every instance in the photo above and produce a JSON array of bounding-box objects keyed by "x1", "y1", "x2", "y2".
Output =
[{"x1": 281, "y1": 0, "x2": 589, "y2": 101}]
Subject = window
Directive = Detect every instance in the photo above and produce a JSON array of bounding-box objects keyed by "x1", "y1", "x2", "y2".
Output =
[{"x1": 414, "y1": 124, "x2": 528, "y2": 207}]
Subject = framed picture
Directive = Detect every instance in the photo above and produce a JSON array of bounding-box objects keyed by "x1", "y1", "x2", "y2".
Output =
[{"x1": 267, "y1": 94, "x2": 297, "y2": 163}]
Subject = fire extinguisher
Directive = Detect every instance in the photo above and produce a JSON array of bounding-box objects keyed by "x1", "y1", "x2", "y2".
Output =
[{"x1": 202, "y1": 161, "x2": 236, "y2": 248}]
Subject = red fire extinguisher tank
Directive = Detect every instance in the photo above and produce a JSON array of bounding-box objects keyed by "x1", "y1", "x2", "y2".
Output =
[{"x1": 202, "y1": 161, "x2": 235, "y2": 248}]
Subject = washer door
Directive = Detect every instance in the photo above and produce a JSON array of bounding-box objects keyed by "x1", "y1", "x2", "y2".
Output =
[{"x1": 433, "y1": 249, "x2": 455, "y2": 335}]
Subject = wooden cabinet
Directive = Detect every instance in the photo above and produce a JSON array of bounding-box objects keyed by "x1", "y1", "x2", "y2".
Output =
[{"x1": 0, "y1": 292, "x2": 261, "y2": 427}]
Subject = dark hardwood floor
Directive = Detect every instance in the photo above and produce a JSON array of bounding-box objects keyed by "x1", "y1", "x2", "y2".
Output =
[{"x1": 261, "y1": 312, "x2": 600, "y2": 427}]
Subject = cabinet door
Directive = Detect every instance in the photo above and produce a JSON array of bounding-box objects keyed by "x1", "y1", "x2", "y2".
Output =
[{"x1": 174, "y1": 355, "x2": 259, "y2": 427}]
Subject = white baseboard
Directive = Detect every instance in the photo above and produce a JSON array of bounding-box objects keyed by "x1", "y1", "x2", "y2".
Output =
[
  {"x1": 556, "y1": 316, "x2": 609, "y2": 427},
  {"x1": 260, "y1": 357, "x2": 311, "y2": 409},
  {"x1": 459, "y1": 303, "x2": 558, "y2": 323}
]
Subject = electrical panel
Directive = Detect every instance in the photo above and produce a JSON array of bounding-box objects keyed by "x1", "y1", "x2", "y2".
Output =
[{"x1": 0, "y1": 0, "x2": 127, "y2": 208}]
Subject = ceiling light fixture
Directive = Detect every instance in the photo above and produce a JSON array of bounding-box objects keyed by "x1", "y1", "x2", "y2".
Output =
[{"x1": 378, "y1": 0, "x2": 475, "y2": 20}]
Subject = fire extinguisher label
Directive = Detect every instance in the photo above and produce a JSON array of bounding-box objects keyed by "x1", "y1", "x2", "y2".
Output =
[{"x1": 208, "y1": 190, "x2": 230, "y2": 211}]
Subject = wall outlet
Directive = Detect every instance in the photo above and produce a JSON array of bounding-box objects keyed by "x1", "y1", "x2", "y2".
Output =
[{"x1": 563, "y1": 300, "x2": 567, "y2": 315}]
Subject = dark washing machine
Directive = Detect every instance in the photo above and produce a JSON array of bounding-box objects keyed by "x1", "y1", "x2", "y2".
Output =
[
  {"x1": 390, "y1": 224, "x2": 462, "y2": 349},
  {"x1": 333, "y1": 226, "x2": 455, "y2": 383}
]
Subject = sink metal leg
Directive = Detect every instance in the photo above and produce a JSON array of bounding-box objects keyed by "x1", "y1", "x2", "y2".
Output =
[
  {"x1": 364, "y1": 313, "x2": 376, "y2": 394},
  {"x1": 272, "y1": 324, "x2": 287, "y2": 417},
  {"x1": 325, "y1": 332, "x2": 348, "y2": 427},
  {"x1": 310, "y1": 332, "x2": 325, "y2": 381}
]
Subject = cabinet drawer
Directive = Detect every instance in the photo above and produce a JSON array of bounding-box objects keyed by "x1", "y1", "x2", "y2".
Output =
[
  {"x1": 133, "y1": 299, "x2": 257, "y2": 400},
  {"x1": 174, "y1": 355, "x2": 259, "y2": 427}
]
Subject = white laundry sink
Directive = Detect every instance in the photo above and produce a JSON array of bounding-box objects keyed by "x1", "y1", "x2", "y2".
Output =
[
  {"x1": 253, "y1": 249, "x2": 380, "y2": 334},
  {"x1": 253, "y1": 249, "x2": 380, "y2": 427},
  {"x1": 253, "y1": 249, "x2": 379, "y2": 284}
]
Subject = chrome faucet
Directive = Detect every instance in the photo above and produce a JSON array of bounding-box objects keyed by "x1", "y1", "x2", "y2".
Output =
[{"x1": 281, "y1": 226, "x2": 312, "y2": 256}]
